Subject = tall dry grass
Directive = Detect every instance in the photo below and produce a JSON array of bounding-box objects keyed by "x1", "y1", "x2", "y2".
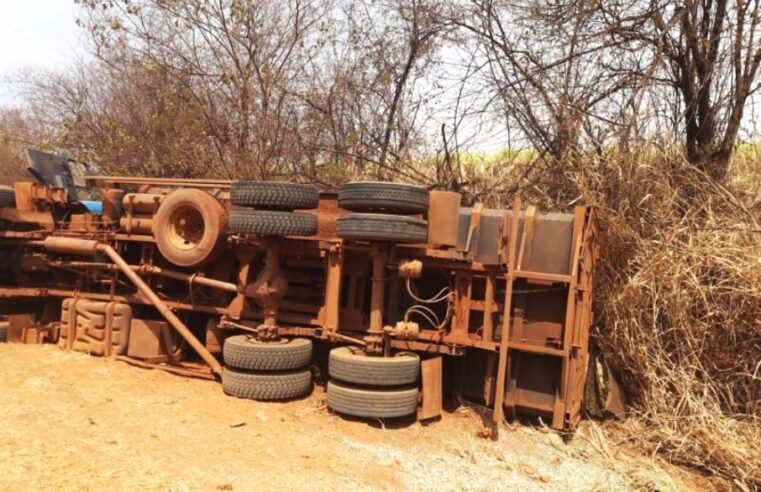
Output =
[{"x1": 464, "y1": 149, "x2": 761, "y2": 487}]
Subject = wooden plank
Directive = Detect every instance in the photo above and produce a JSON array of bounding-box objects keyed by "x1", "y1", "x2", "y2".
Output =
[
  {"x1": 493, "y1": 197, "x2": 521, "y2": 427},
  {"x1": 418, "y1": 357, "x2": 443, "y2": 420}
]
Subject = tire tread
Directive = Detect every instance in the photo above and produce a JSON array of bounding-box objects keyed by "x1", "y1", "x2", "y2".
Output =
[
  {"x1": 336, "y1": 213, "x2": 427, "y2": 243},
  {"x1": 229, "y1": 208, "x2": 318, "y2": 236},
  {"x1": 326, "y1": 380, "x2": 418, "y2": 418},
  {"x1": 223, "y1": 336, "x2": 313, "y2": 371},
  {"x1": 231, "y1": 181, "x2": 319, "y2": 210},
  {"x1": 338, "y1": 182, "x2": 428, "y2": 214},
  {"x1": 223, "y1": 367, "x2": 313, "y2": 400},
  {"x1": 328, "y1": 346, "x2": 420, "y2": 386}
]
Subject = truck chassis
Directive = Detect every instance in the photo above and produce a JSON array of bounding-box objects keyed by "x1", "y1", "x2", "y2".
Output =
[{"x1": 0, "y1": 170, "x2": 597, "y2": 432}]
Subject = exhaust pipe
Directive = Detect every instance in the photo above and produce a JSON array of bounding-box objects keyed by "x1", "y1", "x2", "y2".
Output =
[{"x1": 43, "y1": 237, "x2": 224, "y2": 377}]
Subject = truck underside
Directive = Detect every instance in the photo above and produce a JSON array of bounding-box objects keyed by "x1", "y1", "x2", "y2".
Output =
[{"x1": 0, "y1": 158, "x2": 597, "y2": 432}]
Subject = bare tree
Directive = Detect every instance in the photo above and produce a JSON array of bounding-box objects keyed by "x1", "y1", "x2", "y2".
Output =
[
  {"x1": 40, "y1": 0, "x2": 446, "y2": 184},
  {"x1": 76, "y1": 0, "x2": 329, "y2": 179},
  {"x1": 600, "y1": 0, "x2": 761, "y2": 180},
  {"x1": 291, "y1": 0, "x2": 446, "y2": 182},
  {"x1": 23, "y1": 61, "x2": 215, "y2": 177},
  {"x1": 452, "y1": 1, "x2": 631, "y2": 165},
  {"x1": 0, "y1": 109, "x2": 37, "y2": 184}
]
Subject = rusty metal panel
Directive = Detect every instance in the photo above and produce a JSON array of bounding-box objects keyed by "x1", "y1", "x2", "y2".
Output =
[
  {"x1": 457, "y1": 207, "x2": 505, "y2": 263},
  {"x1": 506, "y1": 352, "x2": 562, "y2": 414},
  {"x1": 68, "y1": 214, "x2": 99, "y2": 232},
  {"x1": 314, "y1": 192, "x2": 342, "y2": 240},
  {"x1": 14, "y1": 181, "x2": 67, "y2": 210},
  {"x1": 419, "y1": 356, "x2": 443, "y2": 420},
  {"x1": 456, "y1": 207, "x2": 574, "y2": 272},
  {"x1": 127, "y1": 319, "x2": 170, "y2": 360},
  {"x1": 0, "y1": 207, "x2": 54, "y2": 230},
  {"x1": 505, "y1": 286, "x2": 566, "y2": 344},
  {"x1": 60, "y1": 298, "x2": 132, "y2": 356},
  {"x1": 473, "y1": 210, "x2": 505, "y2": 264},
  {"x1": 427, "y1": 192, "x2": 461, "y2": 247},
  {"x1": 521, "y1": 212, "x2": 573, "y2": 275},
  {"x1": 7, "y1": 313, "x2": 38, "y2": 343}
]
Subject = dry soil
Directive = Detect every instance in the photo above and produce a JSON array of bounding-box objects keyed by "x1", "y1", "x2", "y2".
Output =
[{"x1": 0, "y1": 344, "x2": 701, "y2": 491}]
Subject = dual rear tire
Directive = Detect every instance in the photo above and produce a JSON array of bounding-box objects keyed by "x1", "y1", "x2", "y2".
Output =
[
  {"x1": 326, "y1": 380, "x2": 419, "y2": 419},
  {"x1": 336, "y1": 214, "x2": 428, "y2": 243},
  {"x1": 338, "y1": 182, "x2": 428, "y2": 214},
  {"x1": 222, "y1": 335, "x2": 314, "y2": 401},
  {"x1": 326, "y1": 346, "x2": 420, "y2": 419},
  {"x1": 230, "y1": 181, "x2": 318, "y2": 210},
  {"x1": 336, "y1": 182, "x2": 430, "y2": 244},
  {"x1": 331, "y1": 183, "x2": 427, "y2": 416},
  {"x1": 229, "y1": 181, "x2": 319, "y2": 237}
]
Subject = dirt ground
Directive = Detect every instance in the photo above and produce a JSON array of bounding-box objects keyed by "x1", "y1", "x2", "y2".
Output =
[{"x1": 0, "y1": 344, "x2": 702, "y2": 491}]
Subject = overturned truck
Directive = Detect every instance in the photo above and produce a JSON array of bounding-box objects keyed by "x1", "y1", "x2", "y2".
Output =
[{"x1": 0, "y1": 150, "x2": 598, "y2": 431}]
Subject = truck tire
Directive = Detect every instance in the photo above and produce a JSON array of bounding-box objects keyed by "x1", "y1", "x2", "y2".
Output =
[
  {"x1": 223, "y1": 336, "x2": 313, "y2": 371},
  {"x1": 230, "y1": 181, "x2": 319, "y2": 210},
  {"x1": 0, "y1": 187, "x2": 15, "y2": 208},
  {"x1": 0, "y1": 321, "x2": 7, "y2": 342},
  {"x1": 229, "y1": 208, "x2": 318, "y2": 236},
  {"x1": 338, "y1": 182, "x2": 428, "y2": 214},
  {"x1": 327, "y1": 379, "x2": 418, "y2": 418},
  {"x1": 223, "y1": 367, "x2": 313, "y2": 401},
  {"x1": 328, "y1": 346, "x2": 420, "y2": 386},
  {"x1": 152, "y1": 189, "x2": 227, "y2": 268},
  {"x1": 336, "y1": 214, "x2": 427, "y2": 243}
]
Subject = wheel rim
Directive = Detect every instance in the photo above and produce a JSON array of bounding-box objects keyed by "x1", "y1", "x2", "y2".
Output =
[{"x1": 167, "y1": 205, "x2": 205, "y2": 251}]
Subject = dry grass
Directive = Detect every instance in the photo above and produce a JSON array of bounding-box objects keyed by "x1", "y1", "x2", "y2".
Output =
[{"x1": 494, "y1": 150, "x2": 761, "y2": 489}]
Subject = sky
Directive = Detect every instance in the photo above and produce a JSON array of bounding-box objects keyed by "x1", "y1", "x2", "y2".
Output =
[
  {"x1": 0, "y1": 0, "x2": 85, "y2": 106},
  {"x1": 0, "y1": 1, "x2": 756, "y2": 149}
]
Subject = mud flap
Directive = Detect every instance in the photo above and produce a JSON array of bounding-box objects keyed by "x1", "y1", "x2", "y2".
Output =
[{"x1": 418, "y1": 356, "x2": 443, "y2": 420}]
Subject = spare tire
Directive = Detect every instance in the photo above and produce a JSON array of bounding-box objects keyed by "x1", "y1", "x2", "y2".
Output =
[
  {"x1": 329, "y1": 346, "x2": 420, "y2": 386},
  {"x1": 229, "y1": 208, "x2": 318, "y2": 236},
  {"x1": 336, "y1": 213, "x2": 427, "y2": 243},
  {"x1": 338, "y1": 182, "x2": 428, "y2": 214},
  {"x1": 223, "y1": 336, "x2": 313, "y2": 371},
  {"x1": 327, "y1": 379, "x2": 418, "y2": 418},
  {"x1": 0, "y1": 187, "x2": 15, "y2": 208},
  {"x1": 152, "y1": 189, "x2": 228, "y2": 268},
  {"x1": 230, "y1": 181, "x2": 319, "y2": 210}
]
